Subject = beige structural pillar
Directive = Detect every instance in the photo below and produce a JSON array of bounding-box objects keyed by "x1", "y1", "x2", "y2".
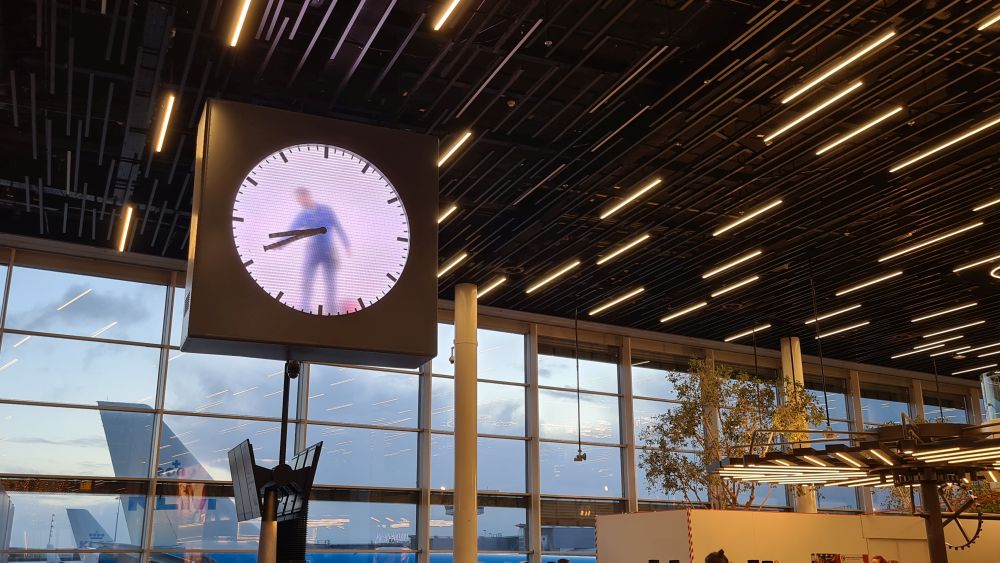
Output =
[
  {"x1": 780, "y1": 336, "x2": 818, "y2": 513},
  {"x1": 454, "y1": 284, "x2": 478, "y2": 563}
]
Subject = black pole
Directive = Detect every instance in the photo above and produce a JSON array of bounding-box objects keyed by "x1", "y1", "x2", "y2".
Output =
[
  {"x1": 920, "y1": 480, "x2": 949, "y2": 563},
  {"x1": 279, "y1": 360, "x2": 299, "y2": 466}
]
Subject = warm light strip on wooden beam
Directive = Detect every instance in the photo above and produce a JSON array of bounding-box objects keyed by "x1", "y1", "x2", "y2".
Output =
[
  {"x1": 712, "y1": 199, "x2": 782, "y2": 236},
  {"x1": 154, "y1": 94, "x2": 175, "y2": 153},
  {"x1": 525, "y1": 260, "x2": 581, "y2": 294},
  {"x1": 977, "y1": 11, "x2": 1000, "y2": 30},
  {"x1": 723, "y1": 323, "x2": 771, "y2": 342},
  {"x1": 922, "y1": 321, "x2": 985, "y2": 339},
  {"x1": 437, "y1": 252, "x2": 469, "y2": 278},
  {"x1": 596, "y1": 233, "x2": 651, "y2": 265},
  {"x1": 702, "y1": 250, "x2": 763, "y2": 279},
  {"x1": 765, "y1": 81, "x2": 863, "y2": 143},
  {"x1": 816, "y1": 321, "x2": 870, "y2": 339},
  {"x1": 816, "y1": 105, "x2": 903, "y2": 155},
  {"x1": 835, "y1": 271, "x2": 902, "y2": 296},
  {"x1": 599, "y1": 178, "x2": 662, "y2": 220},
  {"x1": 891, "y1": 344, "x2": 943, "y2": 359},
  {"x1": 952, "y1": 363, "x2": 997, "y2": 376},
  {"x1": 877, "y1": 222, "x2": 983, "y2": 262},
  {"x1": 660, "y1": 301, "x2": 708, "y2": 323},
  {"x1": 710, "y1": 275, "x2": 759, "y2": 298},
  {"x1": 438, "y1": 204, "x2": 458, "y2": 224},
  {"x1": 117, "y1": 205, "x2": 134, "y2": 253},
  {"x1": 476, "y1": 275, "x2": 507, "y2": 299},
  {"x1": 890, "y1": 114, "x2": 1000, "y2": 172},
  {"x1": 782, "y1": 30, "x2": 895, "y2": 104},
  {"x1": 588, "y1": 287, "x2": 645, "y2": 316},
  {"x1": 230, "y1": 0, "x2": 253, "y2": 47},
  {"x1": 911, "y1": 302, "x2": 978, "y2": 322},
  {"x1": 804, "y1": 303, "x2": 861, "y2": 325},
  {"x1": 437, "y1": 131, "x2": 472, "y2": 167}
]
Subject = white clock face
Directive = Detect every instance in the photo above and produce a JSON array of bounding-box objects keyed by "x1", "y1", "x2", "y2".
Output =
[{"x1": 231, "y1": 143, "x2": 410, "y2": 316}]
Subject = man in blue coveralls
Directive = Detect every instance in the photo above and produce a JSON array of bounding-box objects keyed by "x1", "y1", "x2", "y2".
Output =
[{"x1": 291, "y1": 187, "x2": 350, "y2": 313}]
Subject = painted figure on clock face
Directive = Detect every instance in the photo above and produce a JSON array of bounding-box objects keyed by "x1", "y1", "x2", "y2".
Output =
[{"x1": 289, "y1": 187, "x2": 351, "y2": 312}]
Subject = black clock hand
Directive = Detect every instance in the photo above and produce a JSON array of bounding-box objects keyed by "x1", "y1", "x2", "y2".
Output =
[
  {"x1": 262, "y1": 227, "x2": 327, "y2": 251},
  {"x1": 267, "y1": 227, "x2": 327, "y2": 239}
]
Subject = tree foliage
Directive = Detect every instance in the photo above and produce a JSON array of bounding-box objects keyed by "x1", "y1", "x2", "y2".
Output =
[{"x1": 639, "y1": 357, "x2": 823, "y2": 509}]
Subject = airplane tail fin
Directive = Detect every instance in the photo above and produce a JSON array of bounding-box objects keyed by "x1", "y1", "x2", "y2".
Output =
[{"x1": 65, "y1": 509, "x2": 111, "y2": 549}]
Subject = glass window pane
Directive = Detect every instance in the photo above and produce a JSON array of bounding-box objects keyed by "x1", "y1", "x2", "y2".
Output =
[
  {"x1": 632, "y1": 399, "x2": 673, "y2": 443},
  {"x1": 818, "y1": 485, "x2": 859, "y2": 511},
  {"x1": 0, "y1": 403, "x2": 153, "y2": 477},
  {"x1": 428, "y1": 505, "x2": 527, "y2": 550},
  {"x1": 805, "y1": 377, "x2": 850, "y2": 420},
  {"x1": 538, "y1": 349, "x2": 618, "y2": 393},
  {"x1": 430, "y1": 435, "x2": 526, "y2": 493},
  {"x1": 433, "y1": 376, "x2": 455, "y2": 431},
  {"x1": 636, "y1": 450, "x2": 707, "y2": 503},
  {"x1": 479, "y1": 382, "x2": 525, "y2": 436},
  {"x1": 150, "y1": 492, "x2": 256, "y2": 550},
  {"x1": 861, "y1": 383, "x2": 910, "y2": 426},
  {"x1": 539, "y1": 442, "x2": 622, "y2": 497},
  {"x1": 309, "y1": 426, "x2": 417, "y2": 488},
  {"x1": 539, "y1": 498, "x2": 624, "y2": 554},
  {"x1": 309, "y1": 500, "x2": 417, "y2": 551},
  {"x1": 434, "y1": 323, "x2": 455, "y2": 376},
  {"x1": 5, "y1": 266, "x2": 166, "y2": 343},
  {"x1": 308, "y1": 365, "x2": 418, "y2": 427},
  {"x1": 9, "y1": 492, "x2": 145, "y2": 549},
  {"x1": 478, "y1": 329, "x2": 525, "y2": 383},
  {"x1": 157, "y1": 414, "x2": 292, "y2": 481},
  {"x1": 630, "y1": 356, "x2": 688, "y2": 400},
  {"x1": 0, "y1": 334, "x2": 159, "y2": 406},
  {"x1": 923, "y1": 391, "x2": 969, "y2": 423},
  {"x1": 538, "y1": 390, "x2": 620, "y2": 444},
  {"x1": 164, "y1": 352, "x2": 291, "y2": 416}
]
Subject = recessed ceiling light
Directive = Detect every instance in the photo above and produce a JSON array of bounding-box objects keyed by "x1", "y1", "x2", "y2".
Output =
[
  {"x1": 952, "y1": 363, "x2": 997, "y2": 376},
  {"x1": 438, "y1": 131, "x2": 472, "y2": 167},
  {"x1": 877, "y1": 222, "x2": 983, "y2": 262},
  {"x1": 599, "y1": 178, "x2": 662, "y2": 220},
  {"x1": 804, "y1": 303, "x2": 861, "y2": 325},
  {"x1": 437, "y1": 252, "x2": 469, "y2": 278},
  {"x1": 432, "y1": 0, "x2": 463, "y2": 31},
  {"x1": 889, "y1": 114, "x2": 1000, "y2": 173},
  {"x1": 816, "y1": 105, "x2": 904, "y2": 155},
  {"x1": 525, "y1": 260, "x2": 581, "y2": 294},
  {"x1": 834, "y1": 270, "x2": 902, "y2": 296},
  {"x1": 816, "y1": 320, "x2": 870, "y2": 339},
  {"x1": 438, "y1": 205, "x2": 458, "y2": 224},
  {"x1": 596, "y1": 233, "x2": 651, "y2": 265},
  {"x1": 910, "y1": 302, "x2": 977, "y2": 323},
  {"x1": 914, "y1": 335, "x2": 964, "y2": 349},
  {"x1": 588, "y1": 287, "x2": 645, "y2": 316},
  {"x1": 922, "y1": 320, "x2": 985, "y2": 339},
  {"x1": 765, "y1": 81, "x2": 863, "y2": 143},
  {"x1": 702, "y1": 250, "x2": 763, "y2": 279},
  {"x1": 724, "y1": 323, "x2": 771, "y2": 342},
  {"x1": 891, "y1": 345, "x2": 944, "y2": 359},
  {"x1": 781, "y1": 30, "x2": 895, "y2": 104},
  {"x1": 713, "y1": 199, "x2": 783, "y2": 237},
  {"x1": 660, "y1": 301, "x2": 709, "y2": 323},
  {"x1": 953, "y1": 253, "x2": 1000, "y2": 273},
  {"x1": 710, "y1": 275, "x2": 760, "y2": 298},
  {"x1": 476, "y1": 275, "x2": 507, "y2": 299},
  {"x1": 117, "y1": 205, "x2": 134, "y2": 253}
]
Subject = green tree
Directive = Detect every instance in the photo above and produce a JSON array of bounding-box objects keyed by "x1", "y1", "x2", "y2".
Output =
[{"x1": 639, "y1": 357, "x2": 823, "y2": 509}]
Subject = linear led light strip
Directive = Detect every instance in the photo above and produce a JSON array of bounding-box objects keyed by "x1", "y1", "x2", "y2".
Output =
[
  {"x1": 588, "y1": 287, "x2": 645, "y2": 316},
  {"x1": 911, "y1": 302, "x2": 977, "y2": 322},
  {"x1": 953, "y1": 253, "x2": 1000, "y2": 272},
  {"x1": 230, "y1": 0, "x2": 253, "y2": 47},
  {"x1": 710, "y1": 275, "x2": 759, "y2": 298},
  {"x1": 437, "y1": 252, "x2": 469, "y2": 278},
  {"x1": 966, "y1": 341, "x2": 1000, "y2": 353},
  {"x1": 712, "y1": 199, "x2": 783, "y2": 237},
  {"x1": 154, "y1": 94, "x2": 175, "y2": 153},
  {"x1": 816, "y1": 320, "x2": 870, "y2": 339},
  {"x1": 978, "y1": 11, "x2": 1000, "y2": 31},
  {"x1": 765, "y1": 81, "x2": 863, "y2": 143},
  {"x1": 702, "y1": 250, "x2": 763, "y2": 279},
  {"x1": 599, "y1": 178, "x2": 662, "y2": 220},
  {"x1": 917, "y1": 446, "x2": 1000, "y2": 462},
  {"x1": 835, "y1": 270, "x2": 902, "y2": 296},
  {"x1": 660, "y1": 301, "x2": 709, "y2": 323},
  {"x1": 596, "y1": 233, "x2": 651, "y2": 265},
  {"x1": 724, "y1": 323, "x2": 771, "y2": 342},
  {"x1": 816, "y1": 106, "x2": 904, "y2": 155},
  {"x1": 438, "y1": 205, "x2": 458, "y2": 224},
  {"x1": 476, "y1": 276, "x2": 507, "y2": 299},
  {"x1": 877, "y1": 222, "x2": 983, "y2": 262},
  {"x1": 928, "y1": 345, "x2": 970, "y2": 357},
  {"x1": 891, "y1": 344, "x2": 944, "y2": 359},
  {"x1": 952, "y1": 363, "x2": 997, "y2": 376},
  {"x1": 973, "y1": 196, "x2": 1000, "y2": 212},
  {"x1": 804, "y1": 303, "x2": 861, "y2": 325},
  {"x1": 117, "y1": 205, "x2": 134, "y2": 253},
  {"x1": 922, "y1": 320, "x2": 985, "y2": 339},
  {"x1": 915, "y1": 335, "x2": 964, "y2": 349},
  {"x1": 977, "y1": 348, "x2": 1000, "y2": 358},
  {"x1": 890, "y1": 114, "x2": 1000, "y2": 173},
  {"x1": 438, "y1": 131, "x2": 472, "y2": 167},
  {"x1": 525, "y1": 260, "x2": 581, "y2": 294},
  {"x1": 432, "y1": 0, "x2": 462, "y2": 30},
  {"x1": 782, "y1": 30, "x2": 896, "y2": 104}
]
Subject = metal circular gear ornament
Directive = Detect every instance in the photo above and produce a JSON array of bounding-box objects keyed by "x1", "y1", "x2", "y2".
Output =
[{"x1": 940, "y1": 485, "x2": 983, "y2": 550}]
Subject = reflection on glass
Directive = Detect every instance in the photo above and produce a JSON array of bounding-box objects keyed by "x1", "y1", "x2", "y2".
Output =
[
  {"x1": 818, "y1": 485, "x2": 860, "y2": 511},
  {"x1": 432, "y1": 377, "x2": 455, "y2": 431},
  {"x1": 432, "y1": 324, "x2": 526, "y2": 383},
  {"x1": 538, "y1": 390, "x2": 620, "y2": 444},
  {"x1": 860, "y1": 383, "x2": 910, "y2": 426},
  {"x1": 736, "y1": 483, "x2": 787, "y2": 507},
  {"x1": 0, "y1": 403, "x2": 153, "y2": 477},
  {"x1": 922, "y1": 392, "x2": 969, "y2": 423},
  {"x1": 5, "y1": 266, "x2": 166, "y2": 344},
  {"x1": 0, "y1": 334, "x2": 159, "y2": 406},
  {"x1": 635, "y1": 453, "x2": 707, "y2": 502},
  {"x1": 308, "y1": 500, "x2": 417, "y2": 551},
  {"x1": 428, "y1": 505, "x2": 526, "y2": 550},
  {"x1": 630, "y1": 357, "x2": 686, "y2": 400},
  {"x1": 150, "y1": 493, "x2": 256, "y2": 550},
  {"x1": 539, "y1": 442, "x2": 622, "y2": 497},
  {"x1": 632, "y1": 399, "x2": 673, "y2": 443},
  {"x1": 538, "y1": 351, "x2": 618, "y2": 393},
  {"x1": 8, "y1": 492, "x2": 144, "y2": 549},
  {"x1": 158, "y1": 415, "x2": 291, "y2": 481},
  {"x1": 805, "y1": 377, "x2": 849, "y2": 420},
  {"x1": 309, "y1": 426, "x2": 417, "y2": 488},
  {"x1": 430, "y1": 556, "x2": 534, "y2": 563},
  {"x1": 308, "y1": 365, "x2": 417, "y2": 428},
  {"x1": 430, "y1": 435, "x2": 526, "y2": 493},
  {"x1": 539, "y1": 497, "x2": 623, "y2": 554},
  {"x1": 165, "y1": 352, "x2": 291, "y2": 416},
  {"x1": 431, "y1": 379, "x2": 526, "y2": 436}
]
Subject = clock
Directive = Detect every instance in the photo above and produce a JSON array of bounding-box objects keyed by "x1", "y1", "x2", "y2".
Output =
[
  {"x1": 231, "y1": 144, "x2": 410, "y2": 316},
  {"x1": 183, "y1": 100, "x2": 437, "y2": 368}
]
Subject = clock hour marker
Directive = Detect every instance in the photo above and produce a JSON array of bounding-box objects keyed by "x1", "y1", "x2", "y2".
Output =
[
  {"x1": 318, "y1": 304, "x2": 323, "y2": 315},
  {"x1": 279, "y1": 151, "x2": 288, "y2": 163},
  {"x1": 246, "y1": 177, "x2": 257, "y2": 186},
  {"x1": 362, "y1": 164, "x2": 370, "y2": 174},
  {"x1": 357, "y1": 298, "x2": 366, "y2": 309},
  {"x1": 324, "y1": 146, "x2": 329, "y2": 158},
  {"x1": 386, "y1": 273, "x2": 397, "y2": 281},
  {"x1": 397, "y1": 236, "x2": 408, "y2": 242},
  {"x1": 233, "y1": 216, "x2": 244, "y2": 222},
  {"x1": 387, "y1": 197, "x2": 398, "y2": 204},
  {"x1": 243, "y1": 259, "x2": 253, "y2": 267},
  {"x1": 276, "y1": 291, "x2": 284, "y2": 301}
]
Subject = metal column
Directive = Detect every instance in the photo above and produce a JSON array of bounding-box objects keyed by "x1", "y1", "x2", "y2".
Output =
[
  {"x1": 453, "y1": 284, "x2": 478, "y2": 563},
  {"x1": 780, "y1": 336, "x2": 817, "y2": 513}
]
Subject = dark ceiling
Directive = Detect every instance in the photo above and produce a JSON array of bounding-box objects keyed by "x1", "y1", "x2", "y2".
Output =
[{"x1": 1, "y1": 0, "x2": 999, "y2": 377}]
